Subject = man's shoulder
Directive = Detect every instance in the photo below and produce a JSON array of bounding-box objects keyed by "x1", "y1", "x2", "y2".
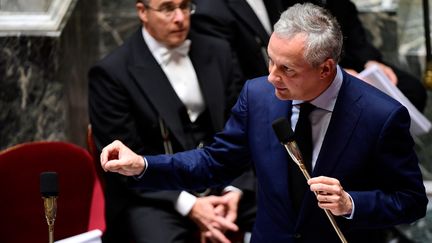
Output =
[
  {"x1": 343, "y1": 72, "x2": 405, "y2": 113},
  {"x1": 189, "y1": 31, "x2": 230, "y2": 49},
  {"x1": 246, "y1": 76, "x2": 272, "y2": 89},
  {"x1": 241, "y1": 76, "x2": 274, "y2": 97},
  {"x1": 193, "y1": 0, "x2": 231, "y2": 18},
  {"x1": 91, "y1": 29, "x2": 143, "y2": 70}
]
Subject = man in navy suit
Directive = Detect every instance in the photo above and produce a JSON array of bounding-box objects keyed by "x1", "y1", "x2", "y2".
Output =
[
  {"x1": 99, "y1": 3, "x2": 428, "y2": 242},
  {"x1": 89, "y1": 0, "x2": 255, "y2": 242},
  {"x1": 192, "y1": 0, "x2": 427, "y2": 113}
]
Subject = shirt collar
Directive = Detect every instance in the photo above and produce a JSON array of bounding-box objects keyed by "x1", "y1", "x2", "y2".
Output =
[
  {"x1": 142, "y1": 27, "x2": 191, "y2": 66},
  {"x1": 141, "y1": 27, "x2": 170, "y2": 65}
]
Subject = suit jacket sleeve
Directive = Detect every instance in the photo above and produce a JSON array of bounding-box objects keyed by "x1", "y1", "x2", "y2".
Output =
[{"x1": 346, "y1": 103, "x2": 427, "y2": 228}]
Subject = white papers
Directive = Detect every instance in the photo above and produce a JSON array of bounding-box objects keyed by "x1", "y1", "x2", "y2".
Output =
[
  {"x1": 358, "y1": 65, "x2": 431, "y2": 136},
  {"x1": 55, "y1": 229, "x2": 102, "y2": 243}
]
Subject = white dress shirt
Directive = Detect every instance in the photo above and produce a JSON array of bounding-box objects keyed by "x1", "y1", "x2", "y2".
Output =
[
  {"x1": 142, "y1": 28, "x2": 205, "y2": 122},
  {"x1": 291, "y1": 66, "x2": 343, "y2": 170}
]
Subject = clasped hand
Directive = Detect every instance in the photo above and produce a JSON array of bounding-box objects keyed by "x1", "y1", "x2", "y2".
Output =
[{"x1": 190, "y1": 191, "x2": 241, "y2": 243}]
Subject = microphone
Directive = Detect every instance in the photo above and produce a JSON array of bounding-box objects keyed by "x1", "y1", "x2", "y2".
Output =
[
  {"x1": 272, "y1": 117, "x2": 310, "y2": 179},
  {"x1": 272, "y1": 118, "x2": 347, "y2": 243},
  {"x1": 40, "y1": 172, "x2": 58, "y2": 243}
]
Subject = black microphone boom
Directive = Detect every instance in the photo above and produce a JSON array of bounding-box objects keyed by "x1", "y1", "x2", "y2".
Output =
[
  {"x1": 272, "y1": 118, "x2": 347, "y2": 243},
  {"x1": 40, "y1": 172, "x2": 58, "y2": 243}
]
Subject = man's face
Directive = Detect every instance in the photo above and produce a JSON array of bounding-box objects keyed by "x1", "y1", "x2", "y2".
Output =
[
  {"x1": 137, "y1": 0, "x2": 191, "y2": 48},
  {"x1": 267, "y1": 33, "x2": 332, "y2": 101}
]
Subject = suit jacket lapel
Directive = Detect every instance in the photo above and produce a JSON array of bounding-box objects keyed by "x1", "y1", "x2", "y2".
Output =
[
  {"x1": 313, "y1": 73, "x2": 363, "y2": 177},
  {"x1": 228, "y1": 0, "x2": 270, "y2": 43},
  {"x1": 189, "y1": 33, "x2": 225, "y2": 131},
  {"x1": 127, "y1": 29, "x2": 194, "y2": 149}
]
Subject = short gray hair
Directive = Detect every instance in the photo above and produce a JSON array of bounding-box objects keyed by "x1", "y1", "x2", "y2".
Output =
[{"x1": 274, "y1": 3, "x2": 343, "y2": 67}]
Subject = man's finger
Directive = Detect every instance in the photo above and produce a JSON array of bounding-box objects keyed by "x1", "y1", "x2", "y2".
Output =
[
  {"x1": 212, "y1": 215, "x2": 239, "y2": 232},
  {"x1": 207, "y1": 195, "x2": 230, "y2": 205},
  {"x1": 104, "y1": 159, "x2": 123, "y2": 171},
  {"x1": 308, "y1": 175, "x2": 338, "y2": 184},
  {"x1": 207, "y1": 225, "x2": 231, "y2": 243}
]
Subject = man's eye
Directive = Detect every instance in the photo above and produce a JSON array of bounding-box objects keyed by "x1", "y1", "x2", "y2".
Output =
[
  {"x1": 179, "y1": 2, "x2": 189, "y2": 10},
  {"x1": 284, "y1": 67, "x2": 295, "y2": 76},
  {"x1": 160, "y1": 5, "x2": 176, "y2": 13}
]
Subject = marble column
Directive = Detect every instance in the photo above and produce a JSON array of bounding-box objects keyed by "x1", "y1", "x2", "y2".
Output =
[
  {"x1": 96, "y1": 0, "x2": 138, "y2": 59},
  {"x1": 0, "y1": 0, "x2": 99, "y2": 149}
]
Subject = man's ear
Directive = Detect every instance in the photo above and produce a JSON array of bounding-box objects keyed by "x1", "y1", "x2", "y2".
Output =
[
  {"x1": 136, "y1": 2, "x2": 148, "y2": 23},
  {"x1": 319, "y1": 58, "x2": 336, "y2": 79}
]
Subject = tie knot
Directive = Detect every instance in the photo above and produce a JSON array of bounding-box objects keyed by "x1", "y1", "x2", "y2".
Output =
[{"x1": 299, "y1": 102, "x2": 315, "y2": 116}]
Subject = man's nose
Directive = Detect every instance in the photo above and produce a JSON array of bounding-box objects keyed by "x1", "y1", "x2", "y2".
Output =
[
  {"x1": 172, "y1": 8, "x2": 186, "y2": 22},
  {"x1": 268, "y1": 65, "x2": 280, "y2": 83}
]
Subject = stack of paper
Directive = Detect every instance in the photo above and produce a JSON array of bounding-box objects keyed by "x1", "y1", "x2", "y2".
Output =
[{"x1": 55, "y1": 229, "x2": 102, "y2": 243}]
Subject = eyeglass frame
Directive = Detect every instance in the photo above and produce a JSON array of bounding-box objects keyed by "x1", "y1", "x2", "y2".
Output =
[{"x1": 143, "y1": 1, "x2": 196, "y2": 19}]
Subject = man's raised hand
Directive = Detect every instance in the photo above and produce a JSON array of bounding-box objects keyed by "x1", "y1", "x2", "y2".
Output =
[{"x1": 100, "y1": 140, "x2": 145, "y2": 176}]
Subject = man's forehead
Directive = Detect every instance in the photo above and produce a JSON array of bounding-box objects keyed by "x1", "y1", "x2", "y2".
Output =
[{"x1": 268, "y1": 33, "x2": 306, "y2": 49}]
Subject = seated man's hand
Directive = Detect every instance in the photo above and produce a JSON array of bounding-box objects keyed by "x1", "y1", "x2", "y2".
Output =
[
  {"x1": 365, "y1": 60, "x2": 398, "y2": 85},
  {"x1": 199, "y1": 191, "x2": 242, "y2": 243},
  {"x1": 100, "y1": 140, "x2": 145, "y2": 176},
  {"x1": 219, "y1": 190, "x2": 242, "y2": 223},
  {"x1": 189, "y1": 195, "x2": 239, "y2": 243}
]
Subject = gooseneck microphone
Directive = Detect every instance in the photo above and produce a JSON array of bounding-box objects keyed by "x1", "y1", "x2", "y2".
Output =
[
  {"x1": 272, "y1": 118, "x2": 348, "y2": 243},
  {"x1": 40, "y1": 172, "x2": 59, "y2": 243}
]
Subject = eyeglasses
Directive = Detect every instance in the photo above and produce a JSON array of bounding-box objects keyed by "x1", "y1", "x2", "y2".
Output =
[{"x1": 144, "y1": 1, "x2": 196, "y2": 19}]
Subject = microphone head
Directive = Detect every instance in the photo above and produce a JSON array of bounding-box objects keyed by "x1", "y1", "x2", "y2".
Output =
[
  {"x1": 40, "y1": 172, "x2": 59, "y2": 197},
  {"x1": 272, "y1": 117, "x2": 295, "y2": 144}
]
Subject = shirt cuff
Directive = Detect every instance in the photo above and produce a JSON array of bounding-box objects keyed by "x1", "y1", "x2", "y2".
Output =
[
  {"x1": 343, "y1": 193, "x2": 355, "y2": 219},
  {"x1": 175, "y1": 191, "x2": 197, "y2": 216},
  {"x1": 222, "y1": 185, "x2": 243, "y2": 196},
  {"x1": 133, "y1": 156, "x2": 148, "y2": 180}
]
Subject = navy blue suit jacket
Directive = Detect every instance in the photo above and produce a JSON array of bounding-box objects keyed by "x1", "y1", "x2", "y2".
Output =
[{"x1": 137, "y1": 71, "x2": 427, "y2": 242}]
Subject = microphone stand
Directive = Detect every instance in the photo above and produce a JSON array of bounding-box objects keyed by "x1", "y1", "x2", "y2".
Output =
[
  {"x1": 283, "y1": 141, "x2": 348, "y2": 243},
  {"x1": 40, "y1": 172, "x2": 58, "y2": 243},
  {"x1": 43, "y1": 196, "x2": 57, "y2": 243}
]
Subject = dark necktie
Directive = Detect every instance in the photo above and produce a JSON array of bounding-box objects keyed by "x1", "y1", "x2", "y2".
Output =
[{"x1": 289, "y1": 102, "x2": 315, "y2": 214}]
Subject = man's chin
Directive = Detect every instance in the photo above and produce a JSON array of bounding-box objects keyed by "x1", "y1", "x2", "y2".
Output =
[
  {"x1": 275, "y1": 91, "x2": 290, "y2": 100},
  {"x1": 168, "y1": 37, "x2": 188, "y2": 47}
]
